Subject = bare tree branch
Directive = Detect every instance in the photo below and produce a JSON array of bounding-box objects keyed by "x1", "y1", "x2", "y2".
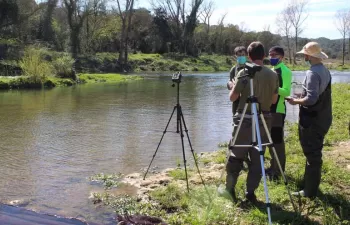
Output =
[
  {"x1": 287, "y1": 0, "x2": 309, "y2": 63},
  {"x1": 334, "y1": 8, "x2": 350, "y2": 65},
  {"x1": 199, "y1": 0, "x2": 214, "y2": 34}
]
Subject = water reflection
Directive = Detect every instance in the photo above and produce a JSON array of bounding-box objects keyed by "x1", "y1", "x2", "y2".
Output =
[{"x1": 0, "y1": 71, "x2": 348, "y2": 224}]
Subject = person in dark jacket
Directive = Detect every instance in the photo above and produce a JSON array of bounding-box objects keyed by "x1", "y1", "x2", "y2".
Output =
[{"x1": 287, "y1": 42, "x2": 332, "y2": 198}]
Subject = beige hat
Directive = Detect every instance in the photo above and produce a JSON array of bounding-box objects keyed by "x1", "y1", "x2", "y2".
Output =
[{"x1": 296, "y1": 42, "x2": 328, "y2": 59}]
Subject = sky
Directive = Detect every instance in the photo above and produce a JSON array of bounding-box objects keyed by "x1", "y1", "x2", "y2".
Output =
[{"x1": 135, "y1": 0, "x2": 350, "y2": 40}]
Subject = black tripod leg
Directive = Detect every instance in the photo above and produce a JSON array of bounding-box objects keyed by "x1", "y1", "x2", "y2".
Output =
[
  {"x1": 178, "y1": 107, "x2": 190, "y2": 192},
  {"x1": 180, "y1": 108, "x2": 208, "y2": 189},
  {"x1": 143, "y1": 106, "x2": 177, "y2": 180}
]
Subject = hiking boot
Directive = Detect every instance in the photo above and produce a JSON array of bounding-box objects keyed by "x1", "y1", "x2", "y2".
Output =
[
  {"x1": 245, "y1": 192, "x2": 258, "y2": 204},
  {"x1": 292, "y1": 190, "x2": 305, "y2": 197},
  {"x1": 265, "y1": 168, "x2": 280, "y2": 181},
  {"x1": 217, "y1": 185, "x2": 237, "y2": 202},
  {"x1": 292, "y1": 190, "x2": 316, "y2": 199}
]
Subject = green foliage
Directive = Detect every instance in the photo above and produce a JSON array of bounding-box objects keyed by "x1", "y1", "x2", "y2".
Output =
[
  {"x1": 200, "y1": 149, "x2": 227, "y2": 165},
  {"x1": 78, "y1": 73, "x2": 142, "y2": 84},
  {"x1": 168, "y1": 168, "x2": 193, "y2": 180},
  {"x1": 90, "y1": 173, "x2": 123, "y2": 189},
  {"x1": 150, "y1": 183, "x2": 189, "y2": 212},
  {"x1": 19, "y1": 46, "x2": 54, "y2": 83},
  {"x1": 52, "y1": 53, "x2": 75, "y2": 79}
]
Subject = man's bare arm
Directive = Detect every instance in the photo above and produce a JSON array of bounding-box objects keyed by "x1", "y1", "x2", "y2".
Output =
[{"x1": 272, "y1": 93, "x2": 278, "y2": 104}]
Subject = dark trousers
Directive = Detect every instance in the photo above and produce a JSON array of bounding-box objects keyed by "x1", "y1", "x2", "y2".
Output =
[
  {"x1": 226, "y1": 115, "x2": 271, "y2": 194},
  {"x1": 298, "y1": 121, "x2": 330, "y2": 197},
  {"x1": 268, "y1": 113, "x2": 286, "y2": 175}
]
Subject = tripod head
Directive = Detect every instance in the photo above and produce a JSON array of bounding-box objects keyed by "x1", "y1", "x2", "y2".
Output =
[
  {"x1": 172, "y1": 71, "x2": 182, "y2": 83},
  {"x1": 239, "y1": 62, "x2": 262, "y2": 79}
]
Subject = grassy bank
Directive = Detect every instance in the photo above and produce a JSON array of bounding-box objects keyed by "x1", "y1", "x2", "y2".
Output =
[
  {"x1": 0, "y1": 74, "x2": 142, "y2": 90},
  {"x1": 91, "y1": 83, "x2": 350, "y2": 225},
  {"x1": 78, "y1": 73, "x2": 142, "y2": 84},
  {"x1": 84, "y1": 53, "x2": 350, "y2": 72},
  {"x1": 285, "y1": 61, "x2": 350, "y2": 71}
]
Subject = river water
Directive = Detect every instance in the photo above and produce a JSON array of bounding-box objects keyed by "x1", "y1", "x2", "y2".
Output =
[{"x1": 0, "y1": 71, "x2": 349, "y2": 224}]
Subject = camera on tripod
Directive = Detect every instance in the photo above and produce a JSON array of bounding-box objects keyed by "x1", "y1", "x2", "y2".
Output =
[
  {"x1": 172, "y1": 71, "x2": 182, "y2": 83},
  {"x1": 244, "y1": 62, "x2": 262, "y2": 76}
]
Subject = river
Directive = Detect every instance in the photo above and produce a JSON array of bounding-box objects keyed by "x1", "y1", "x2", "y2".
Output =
[{"x1": 0, "y1": 71, "x2": 349, "y2": 224}]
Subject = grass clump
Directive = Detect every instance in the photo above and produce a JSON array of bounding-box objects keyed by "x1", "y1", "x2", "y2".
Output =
[
  {"x1": 168, "y1": 168, "x2": 194, "y2": 181},
  {"x1": 78, "y1": 73, "x2": 142, "y2": 84},
  {"x1": 90, "y1": 173, "x2": 123, "y2": 189}
]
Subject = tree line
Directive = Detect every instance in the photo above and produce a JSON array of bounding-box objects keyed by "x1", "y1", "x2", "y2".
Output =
[{"x1": 0, "y1": 0, "x2": 349, "y2": 67}]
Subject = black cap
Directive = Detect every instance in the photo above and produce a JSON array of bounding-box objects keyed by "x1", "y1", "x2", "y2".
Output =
[{"x1": 269, "y1": 46, "x2": 284, "y2": 57}]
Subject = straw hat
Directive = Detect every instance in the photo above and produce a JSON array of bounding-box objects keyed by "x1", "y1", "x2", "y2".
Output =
[{"x1": 296, "y1": 42, "x2": 328, "y2": 59}]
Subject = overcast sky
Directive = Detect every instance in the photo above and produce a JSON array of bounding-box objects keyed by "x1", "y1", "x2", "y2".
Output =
[{"x1": 135, "y1": 0, "x2": 350, "y2": 40}]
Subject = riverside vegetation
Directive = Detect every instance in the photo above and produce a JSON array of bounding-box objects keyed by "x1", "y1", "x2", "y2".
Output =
[
  {"x1": 90, "y1": 83, "x2": 350, "y2": 225},
  {"x1": 0, "y1": 45, "x2": 349, "y2": 90}
]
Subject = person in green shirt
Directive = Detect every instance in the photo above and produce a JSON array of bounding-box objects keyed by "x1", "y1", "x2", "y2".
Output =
[
  {"x1": 227, "y1": 46, "x2": 248, "y2": 116},
  {"x1": 266, "y1": 46, "x2": 292, "y2": 180}
]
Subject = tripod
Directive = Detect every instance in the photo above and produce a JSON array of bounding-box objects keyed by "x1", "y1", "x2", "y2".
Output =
[
  {"x1": 222, "y1": 64, "x2": 297, "y2": 225},
  {"x1": 143, "y1": 72, "x2": 207, "y2": 192}
]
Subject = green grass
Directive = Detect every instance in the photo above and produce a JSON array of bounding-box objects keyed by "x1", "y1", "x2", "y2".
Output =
[
  {"x1": 90, "y1": 172, "x2": 123, "y2": 189},
  {"x1": 126, "y1": 52, "x2": 232, "y2": 72},
  {"x1": 92, "y1": 83, "x2": 350, "y2": 225},
  {"x1": 168, "y1": 168, "x2": 194, "y2": 181},
  {"x1": 0, "y1": 73, "x2": 141, "y2": 90},
  {"x1": 78, "y1": 73, "x2": 142, "y2": 84},
  {"x1": 285, "y1": 62, "x2": 350, "y2": 71},
  {"x1": 0, "y1": 76, "x2": 73, "y2": 89}
]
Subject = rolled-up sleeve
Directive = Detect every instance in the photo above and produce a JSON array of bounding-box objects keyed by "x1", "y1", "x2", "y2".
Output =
[{"x1": 303, "y1": 70, "x2": 320, "y2": 105}]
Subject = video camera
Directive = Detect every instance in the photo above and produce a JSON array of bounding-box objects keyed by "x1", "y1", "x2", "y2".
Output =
[
  {"x1": 243, "y1": 62, "x2": 262, "y2": 77},
  {"x1": 172, "y1": 71, "x2": 182, "y2": 83}
]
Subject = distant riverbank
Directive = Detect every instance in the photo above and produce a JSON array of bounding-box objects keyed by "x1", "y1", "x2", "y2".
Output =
[
  {"x1": 1, "y1": 52, "x2": 349, "y2": 90},
  {"x1": 0, "y1": 73, "x2": 142, "y2": 90}
]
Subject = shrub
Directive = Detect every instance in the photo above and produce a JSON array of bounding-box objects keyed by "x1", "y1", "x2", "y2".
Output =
[
  {"x1": 19, "y1": 46, "x2": 53, "y2": 83},
  {"x1": 52, "y1": 54, "x2": 76, "y2": 79}
]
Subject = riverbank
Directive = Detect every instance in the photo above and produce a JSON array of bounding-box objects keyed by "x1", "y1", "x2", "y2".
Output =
[
  {"x1": 73, "y1": 53, "x2": 350, "y2": 73},
  {"x1": 90, "y1": 83, "x2": 350, "y2": 224},
  {"x1": 0, "y1": 73, "x2": 143, "y2": 90}
]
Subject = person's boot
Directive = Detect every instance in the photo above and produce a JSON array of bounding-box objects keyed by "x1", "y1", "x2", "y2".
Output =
[{"x1": 245, "y1": 192, "x2": 258, "y2": 205}]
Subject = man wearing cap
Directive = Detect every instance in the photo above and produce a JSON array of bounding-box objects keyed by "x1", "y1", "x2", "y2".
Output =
[
  {"x1": 287, "y1": 42, "x2": 332, "y2": 198},
  {"x1": 266, "y1": 46, "x2": 292, "y2": 180}
]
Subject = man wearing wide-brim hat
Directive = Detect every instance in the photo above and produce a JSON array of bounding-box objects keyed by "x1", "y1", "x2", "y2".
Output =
[{"x1": 286, "y1": 42, "x2": 332, "y2": 198}]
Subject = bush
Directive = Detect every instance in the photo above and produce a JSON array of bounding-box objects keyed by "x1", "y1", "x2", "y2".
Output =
[
  {"x1": 52, "y1": 54, "x2": 76, "y2": 79},
  {"x1": 19, "y1": 46, "x2": 53, "y2": 83}
]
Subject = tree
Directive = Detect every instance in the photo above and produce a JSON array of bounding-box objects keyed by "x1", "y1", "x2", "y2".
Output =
[
  {"x1": 82, "y1": 0, "x2": 107, "y2": 53},
  {"x1": 287, "y1": 0, "x2": 308, "y2": 64},
  {"x1": 215, "y1": 12, "x2": 227, "y2": 53},
  {"x1": 63, "y1": 0, "x2": 90, "y2": 58},
  {"x1": 334, "y1": 8, "x2": 350, "y2": 65},
  {"x1": 276, "y1": 6, "x2": 293, "y2": 63},
  {"x1": 182, "y1": 0, "x2": 204, "y2": 55},
  {"x1": 199, "y1": 0, "x2": 214, "y2": 34},
  {"x1": 114, "y1": 0, "x2": 135, "y2": 67},
  {"x1": 151, "y1": 0, "x2": 203, "y2": 54},
  {"x1": 38, "y1": 0, "x2": 58, "y2": 42},
  {"x1": 257, "y1": 30, "x2": 281, "y2": 57}
]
